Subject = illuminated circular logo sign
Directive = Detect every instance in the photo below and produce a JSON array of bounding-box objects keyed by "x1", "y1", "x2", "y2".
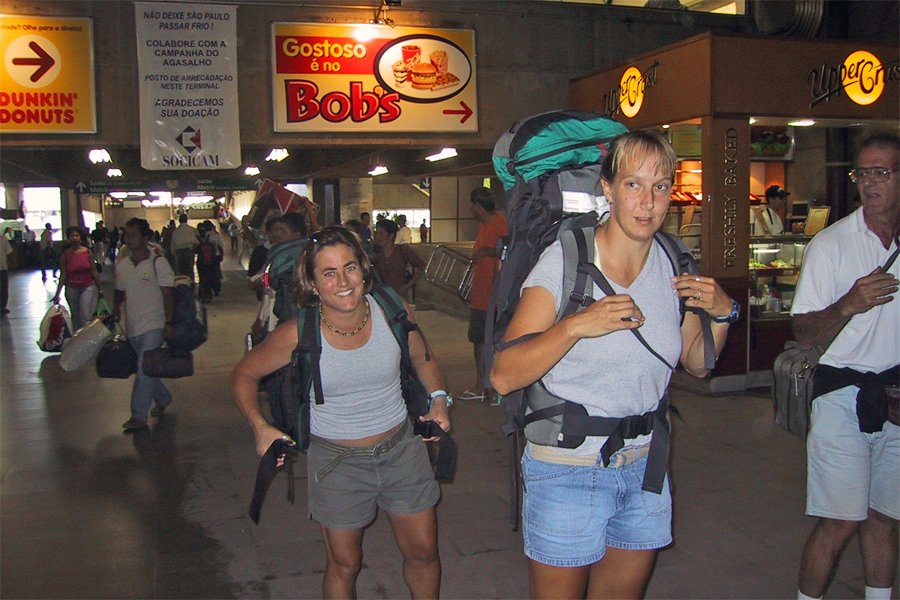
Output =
[
  {"x1": 618, "y1": 66, "x2": 644, "y2": 118},
  {"x1": 842, "y1": 50, "x2": 884, "y2": 106}
]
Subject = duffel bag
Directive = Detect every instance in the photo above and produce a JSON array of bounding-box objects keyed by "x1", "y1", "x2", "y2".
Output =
[
  {"x1": 96, "y1": 336, "x2": 138, "y2": 379},
  {"x1": 142, "y1": 347, "x2": 193, "y2": 378}
]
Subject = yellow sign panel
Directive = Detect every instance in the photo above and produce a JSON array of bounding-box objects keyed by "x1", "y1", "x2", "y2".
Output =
[
  {"x1": 272, "y1": 23, "x2": 477, "y2": 133},
  {"x1": 0, "y1": 15, "x2": 96, "y2": 133},
  {"x1": 842, "y1": 50, "x2": 884, "y2": 107}
]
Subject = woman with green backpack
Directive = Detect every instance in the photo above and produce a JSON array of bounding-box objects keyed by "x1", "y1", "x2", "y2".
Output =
[{"x1": 492, "y1": 130, "x2": 738, "y2": 599}]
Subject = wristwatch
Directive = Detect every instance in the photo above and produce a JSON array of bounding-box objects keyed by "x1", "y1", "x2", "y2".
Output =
[{"x1": 711, "y1": 298, "x2": 741, "y2": 324}]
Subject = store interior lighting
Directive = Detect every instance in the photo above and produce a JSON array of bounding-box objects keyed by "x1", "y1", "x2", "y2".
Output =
[
  {"x1": 107, "y1": 168, "x2": 123, "y2": 177},
  {"x1": 245, "y1": 165, "x2": 261, "y2": 176},
  {"x1": 788, "y1": 119, "x2": 816, "y2": 127},
  {"x1": 749, "y1": 117, "x2": 757, "y2": 124},
  {"x1": 425, "y1": 147, "x2": 458, "y2": 162},
  {"x1": 265, "y1": 148, "x2": 290, "y2": 162},
  {"x1": 89, "y1": 149, "x2": 112, "y2": 164},
  {"x1": 368, "y1": 165, "x2": 389, "y2": 176}
]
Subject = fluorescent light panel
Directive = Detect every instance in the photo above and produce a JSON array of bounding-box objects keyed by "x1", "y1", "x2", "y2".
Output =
[
  {"x1": 89, "y1": 149, "x2": 111, "y2": 164},
  {"x1": 425, "y1": 147, "x2": 458, "y2": 162},
  {"x1": 265, "y1": 148, "x2": 289, "y2": 162},
  {"x1": 369, "y1": 165, "x2": 389, "y2": 176}
]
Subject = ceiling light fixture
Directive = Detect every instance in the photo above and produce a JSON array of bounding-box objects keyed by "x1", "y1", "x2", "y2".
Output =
[
  {"x1": 788, "y1": 119, "x2": 816, "y2": 127},
  {"x1": 371, "y1": 0, "x2": 395, "y2": 26},
  {"x1": 107, "y1": 168, "x2": 123, "y2": 178},
  {"x1": 749, "y1": 117, "x2": 757, "y2": 124},
  {"x1": 368, "y1": 165, "x2": 389, "y2": 177},
  {"x1": 245, "y1": 165, "x2": 260, "y2": 176},
  {"x1": 90, "y1": 149, "x2": 111, "y2": 164},
  {"x1": 661, "y1": 124, "x2": 670, "y2": 129},
  {"x1": 265, "y1": 148, "x2": 289, "y2": 162},
  {"x1": 425, "y1": 147, "x2": 458, "y2": 162}
]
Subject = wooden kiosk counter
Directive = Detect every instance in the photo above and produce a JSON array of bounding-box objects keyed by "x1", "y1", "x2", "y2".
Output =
[{"x1": 569, "y1": 32, "x2": 899, "y2": 391}]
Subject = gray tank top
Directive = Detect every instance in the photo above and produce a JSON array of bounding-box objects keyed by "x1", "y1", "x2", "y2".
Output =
[{"x1": 310, "y1": 295, "x2": 408, "y2": 439}]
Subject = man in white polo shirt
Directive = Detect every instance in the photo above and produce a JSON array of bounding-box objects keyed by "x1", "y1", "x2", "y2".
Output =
[
  {"x1": 114, "y1": 218, "x2": 176, "y2": 431},
  {"x1": 792, "y1": 132, "x2": 899, "y2": 600}
]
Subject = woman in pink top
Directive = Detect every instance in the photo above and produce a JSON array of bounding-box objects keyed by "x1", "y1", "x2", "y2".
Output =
[{"x1": 54, "y1": 227, "x2": 102, "y2": 330}]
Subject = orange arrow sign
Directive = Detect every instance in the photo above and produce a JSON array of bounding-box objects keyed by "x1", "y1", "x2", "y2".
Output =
[
  {"x1": 442, "y1": 100, "x2": 473, "y2": 124},
  {"x1": 12, "y1": 41, "x2": 55, "y2": 82}
]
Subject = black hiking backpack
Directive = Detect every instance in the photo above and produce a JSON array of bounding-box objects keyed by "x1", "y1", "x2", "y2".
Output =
[{"x1": 484, "y1": 111, "x2": 715, "y2": 526}]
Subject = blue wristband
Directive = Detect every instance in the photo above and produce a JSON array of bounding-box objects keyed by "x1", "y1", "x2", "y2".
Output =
[{"x1": 428, "y1": 390, "x2": 452, "y2": 409}]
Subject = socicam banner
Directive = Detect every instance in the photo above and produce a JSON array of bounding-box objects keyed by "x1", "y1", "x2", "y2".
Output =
[
  {"x1": 135, "y1": 2, "x2": 240, "y2": 170},
  {"x1": 272, "y1": 23, "x2": 477, "y2": 133}
]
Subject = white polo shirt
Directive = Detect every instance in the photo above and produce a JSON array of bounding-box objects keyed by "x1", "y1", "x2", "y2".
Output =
[
  {"x1": 116, "y1": 254, "x2": 174, "y2": 338},
  {"x1": 791, "y1": 207, "x2": 900, "y2": 372}
]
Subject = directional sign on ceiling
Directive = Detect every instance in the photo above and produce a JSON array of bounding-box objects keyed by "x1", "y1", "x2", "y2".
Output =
[{"x1": 0, "y1": 15, "x2": 96, "y2": 133}]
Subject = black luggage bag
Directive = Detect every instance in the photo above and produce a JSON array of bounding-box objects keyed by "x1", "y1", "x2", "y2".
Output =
[
  {"x1": 142, "y1": 346, "x2": 194, "y2": 378},
  {"x1": 96, "y1": 336, "x2": 138, "y2": 379}
]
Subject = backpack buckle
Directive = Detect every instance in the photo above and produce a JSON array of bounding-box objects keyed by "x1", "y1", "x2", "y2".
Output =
[
  {"x1": 568, "y1": 291, "x2": 591, "y2": 307},
  {"x1": 620, "y1": 413, "x2": 653, "y2": 439}
]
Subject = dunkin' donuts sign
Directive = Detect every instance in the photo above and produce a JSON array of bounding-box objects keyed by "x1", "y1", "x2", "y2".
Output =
[{"x1": 272, "y1": 23, "x2": 477, "y2": 132}]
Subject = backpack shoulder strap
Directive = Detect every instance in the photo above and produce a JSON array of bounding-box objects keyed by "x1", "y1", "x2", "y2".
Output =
[
  {"x1": 295, "y1": 304, "x2": 324, "y2": 404},
  {"x1": 558, "y1": 226, "x2": 596, "y2": 321},
  {"x1": 654, "y1": 231, "x2": 696, "y2": 278},
  {"x1": 371, "y1": 285, "x2": 431, "y2": 364},
  {"x1": 654, "y1": 231, "x2": 716, "y2": 371}
]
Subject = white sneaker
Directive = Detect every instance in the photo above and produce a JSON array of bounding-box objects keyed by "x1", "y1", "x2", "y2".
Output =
[{"x1": 459, "y1": 390, "x2": 486, "y2": 401}]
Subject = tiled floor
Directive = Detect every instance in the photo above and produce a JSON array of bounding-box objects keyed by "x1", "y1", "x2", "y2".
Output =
[{"x1": 0, "y1": 259, "x2": 890, "y2": 599}]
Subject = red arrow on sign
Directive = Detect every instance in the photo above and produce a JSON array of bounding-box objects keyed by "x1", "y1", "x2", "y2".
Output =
[
  {"x1": 442, "y1": 101, "x2": 473, "y2": 124},
  {"x1": 12, "y1": 41, "x2": 55, "y2": 83}
]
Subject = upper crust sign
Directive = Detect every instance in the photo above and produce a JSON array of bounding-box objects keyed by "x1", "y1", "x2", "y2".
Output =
[{"x1": 272, "y1": 23, "x2": 477, "y2": 133}]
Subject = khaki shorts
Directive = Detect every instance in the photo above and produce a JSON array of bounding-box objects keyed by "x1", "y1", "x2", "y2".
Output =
[{"x1": 307, "y1": 420, "x2": 441, "y2": 530}]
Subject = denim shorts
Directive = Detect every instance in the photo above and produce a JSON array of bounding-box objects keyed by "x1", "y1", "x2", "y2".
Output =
[
  {"x1": 807, "y1": 386, "x2": 900, "y2": 520},
  {"x1": 307, "y1": 422, "x2": 441, "y2": 530},
  {"x1": 521, "y1": 444, "x2": 673, "y2": 567}
]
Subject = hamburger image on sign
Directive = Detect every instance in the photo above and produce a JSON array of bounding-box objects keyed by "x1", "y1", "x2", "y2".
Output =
[{"x1": 410, "y1": 62, "x2": 437, "y2": 88}]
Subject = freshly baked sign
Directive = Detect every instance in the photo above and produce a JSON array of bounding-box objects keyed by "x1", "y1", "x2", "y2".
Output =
[{"x1": 272, "y1": 23, "x2": 477, "y2": 132}]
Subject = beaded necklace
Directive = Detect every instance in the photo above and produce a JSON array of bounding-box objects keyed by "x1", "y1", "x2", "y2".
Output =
[{"x1": 320, "y1": 298, "x2": 370, "y2": 337}]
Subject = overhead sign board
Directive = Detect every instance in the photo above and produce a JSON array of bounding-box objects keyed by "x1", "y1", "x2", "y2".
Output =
[
  {"x1": 0, "y1": 15, "x2": 96, "y2": 133},
  {"x1": 272, "y1": 23, "x2": 477, "y2": 133},
  {"x1": 74, "y1": 178, "x2": 258, "y2": 194},
  {"x1": 135, "y1": 2, "x2": 241, "y2": 171}
]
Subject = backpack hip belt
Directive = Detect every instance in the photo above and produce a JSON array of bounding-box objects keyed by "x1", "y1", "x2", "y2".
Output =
[{"x1": 521, "y1": 380, "x2": 671, "y2": 494}]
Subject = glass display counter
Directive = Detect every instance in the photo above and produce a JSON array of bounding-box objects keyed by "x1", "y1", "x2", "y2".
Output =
[{"x1": 748, "y1": 234, "x2": 811, "y2": 371}]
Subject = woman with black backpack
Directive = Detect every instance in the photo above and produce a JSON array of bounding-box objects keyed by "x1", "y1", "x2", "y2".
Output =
[{"x1": 231, "y1": 225, "x2": 451, "y2": 599}]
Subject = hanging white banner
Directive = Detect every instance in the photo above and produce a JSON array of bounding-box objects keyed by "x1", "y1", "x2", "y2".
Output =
[{"x1": 135, "y1": 2, "x2": 240, "y2": 170}]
